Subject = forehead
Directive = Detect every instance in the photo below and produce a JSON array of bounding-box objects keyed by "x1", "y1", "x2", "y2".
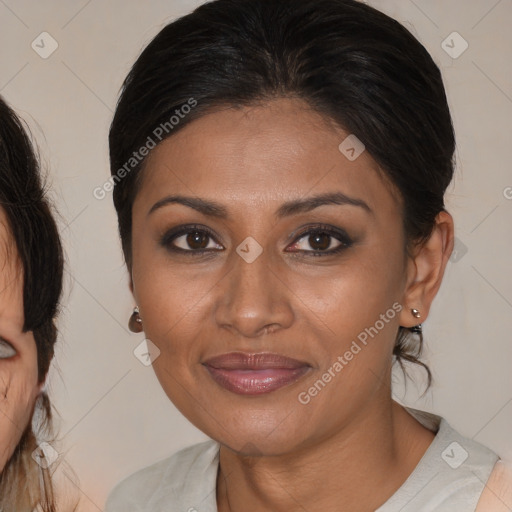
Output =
[
  {"x1": 0, "y1": 208, "x2": 24, "y2": 320},
  {"x1": 135, "y1": 98, "x2": 401, "y2": 218}
]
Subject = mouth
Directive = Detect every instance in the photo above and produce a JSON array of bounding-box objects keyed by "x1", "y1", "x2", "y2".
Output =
[{"x1": 202, "y1": 352, "x2": 312, "y2": 395}]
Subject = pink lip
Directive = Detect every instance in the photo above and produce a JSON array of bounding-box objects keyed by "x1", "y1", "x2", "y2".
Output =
[{"x1": 202, "y1": 352, "x2": 312, "y2": 395}]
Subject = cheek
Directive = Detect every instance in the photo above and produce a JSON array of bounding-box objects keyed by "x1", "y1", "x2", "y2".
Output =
[
  {"x1": 297, "y1": 241, "x2": 404, "y2": 339},
  {"x1": 286, "y1": 243, "x2": 406, "y2": 408},
  {"x1": 131, "y1": 245, "x2": 213, "y2": 346},
  {"x1": 0, "y1": 365, "x2": 39, "y2": 471},
  {"x1": 130, "y1": 258, "x2": 202, "y2": 403}
]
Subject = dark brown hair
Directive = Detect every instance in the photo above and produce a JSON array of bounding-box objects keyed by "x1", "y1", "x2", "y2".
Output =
[{"x1": 0, "y1": 95, "x2": 65, "y2": 511}]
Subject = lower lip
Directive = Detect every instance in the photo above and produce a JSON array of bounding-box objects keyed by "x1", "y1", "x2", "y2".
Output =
[{"x1": 203, "y1": 366, "x2": 311, "y2": 395}]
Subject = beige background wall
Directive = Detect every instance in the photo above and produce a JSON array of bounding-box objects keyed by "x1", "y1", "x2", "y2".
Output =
[{"x1": 0, "y1": 1, "x2": 511, "y2": 510}]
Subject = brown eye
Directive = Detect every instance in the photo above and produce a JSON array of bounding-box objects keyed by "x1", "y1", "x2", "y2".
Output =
[
  {"x1": 185, "y1": 231, "x2": 210, "y2": 250},
  {"x1": 308, "y1": 232, "x2": 333, "y2": 251},
  {"x1": 160, "y1": 224, "x2": 224, "y2": 253},
  {"x1": 286, "y1": 225, "x2": 353, "y2": 256}
]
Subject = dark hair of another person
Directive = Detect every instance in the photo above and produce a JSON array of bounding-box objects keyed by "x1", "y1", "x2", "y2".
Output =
[
  {"x1": 0, "y1": 96, "x2": 64, "y2": 511},
  {"x1": 109, "y1": 0, "x2": 457, "y2": 391}
]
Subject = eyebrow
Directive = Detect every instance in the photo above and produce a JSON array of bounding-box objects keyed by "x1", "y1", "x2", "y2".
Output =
[{"x1": 148, "y1": 192, "x2": 372, "y2": 219}]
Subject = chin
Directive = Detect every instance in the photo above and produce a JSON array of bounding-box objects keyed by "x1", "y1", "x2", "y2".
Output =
[{"x1": 214, "y1": 424, "x2": 308, "y2": 458}]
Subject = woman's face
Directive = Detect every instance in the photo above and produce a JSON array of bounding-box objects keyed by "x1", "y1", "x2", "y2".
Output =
[
  {"x1": 0, "y1": 209, "x2": 40, "y2": 471},
  {"x1": 130, "y1": 98, "x2": 420, "y2": 454}
]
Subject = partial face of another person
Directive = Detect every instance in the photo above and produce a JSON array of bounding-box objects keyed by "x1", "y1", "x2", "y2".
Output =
[
  {"x1": 130, "y1": 98, "x2": 421, "y2": 455},
  {"x1": 0, "y1": 208, "x2": 40, "y2": 471}
]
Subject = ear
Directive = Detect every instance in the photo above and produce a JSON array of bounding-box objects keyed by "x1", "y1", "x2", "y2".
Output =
[
  {"x1": 128, "y1": 264, "x2": 136, "y2": 297},
  {"x1": 129, "y1": 268, "x2": 139, "y2": 308},
  {"x1": 399, "y1": 210, "x2": 454, "y2": 328}
]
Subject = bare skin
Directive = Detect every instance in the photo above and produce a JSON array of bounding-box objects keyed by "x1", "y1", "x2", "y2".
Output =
[
  {"x1": 0, "y1": 209, "x2": 41, "y2": 472},
  {"x1": 129, "y1": 97, "x2": 454, "y2": 511}
]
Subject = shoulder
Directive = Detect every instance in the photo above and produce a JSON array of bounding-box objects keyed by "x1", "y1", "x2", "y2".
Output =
[
  {"x1": 406, "y1": 407, "x2": 499, "y2": 478},
  {"x1": 475, "y1": 460, "x2": 512, "y2": 512},
  {"x1": 104, "y1": 439, "x2": 220, "y2": 512},
  {"x1": 381, "y1": 408, "x2": 503, "y2": 511},
  {"x1": 423, "y1": 414, "x2": 501, "y2": 503}
]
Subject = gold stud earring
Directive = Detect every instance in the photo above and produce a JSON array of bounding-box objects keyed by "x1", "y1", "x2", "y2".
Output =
[
  {"x1": 411, "y1": 308, "x2": 421, "y2": 318},
  {"x1": 128, "y1": 306, "x2": 143, "y2": 333}
]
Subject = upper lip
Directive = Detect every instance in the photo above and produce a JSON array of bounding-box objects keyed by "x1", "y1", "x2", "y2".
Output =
[{"x1": 202, "y1": 352, "x2": 310, "y2": 370}]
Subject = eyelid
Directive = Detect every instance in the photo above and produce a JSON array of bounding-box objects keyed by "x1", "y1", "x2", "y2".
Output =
[
  {"x1": 286, "y1": 224, "x2": 353, "y2": 254},
  {"x1": 290, "y1": 223, "x2": 351, "y2": 242}
]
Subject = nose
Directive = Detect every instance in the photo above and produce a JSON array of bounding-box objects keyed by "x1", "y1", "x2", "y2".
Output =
[{"x1": 214, "y1": 245, "x2": 294, "y2": 339}]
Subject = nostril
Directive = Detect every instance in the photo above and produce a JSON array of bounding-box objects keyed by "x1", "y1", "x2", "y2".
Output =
[{"x1": 262, "y1": 324, "x2": 278, "y2": 335}]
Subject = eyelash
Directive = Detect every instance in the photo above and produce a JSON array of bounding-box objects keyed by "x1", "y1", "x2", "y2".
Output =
[{"x1": 160, "y1": 223, "x2": 353, "y2": 257}]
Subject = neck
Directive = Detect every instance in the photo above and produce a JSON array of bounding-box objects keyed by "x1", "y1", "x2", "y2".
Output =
[{"x1": 216, "y1": 399, "x2": 435, "y2": 512}]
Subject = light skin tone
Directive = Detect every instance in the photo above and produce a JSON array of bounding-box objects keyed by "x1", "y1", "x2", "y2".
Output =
[
  {"x1": 129, "y1": 97, "x2": 454, "y2": 511},
  {"x1": 0, "y1": 208, "x2": 42, "y2": 472}
]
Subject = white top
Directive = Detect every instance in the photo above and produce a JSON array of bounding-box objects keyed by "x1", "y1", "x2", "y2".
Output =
[{"x1": 104, "y1": 407, "x2": 499, "y2": 512}]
